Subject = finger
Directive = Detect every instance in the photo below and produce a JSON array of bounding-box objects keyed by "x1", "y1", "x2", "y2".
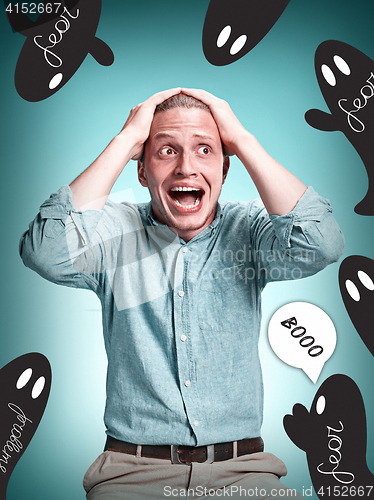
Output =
[
  {"x1": 180, "y1": 87, "x2": 215, "y2": 98},
  {"x1": 129, "y1": 88, "x2": 182, "y2": 115},
  {"x1": 181, "y1": 89, "x2": 238, "y2": 156},
  {"x1": 146, "y1": 87, "x2": 183, "y2": 107},
  {"x1": 180, "y1": 87, "x2": 221, "y2": 106},
  {"x1": 124, "y1": 88, "x2": 183, "y2": 129}
]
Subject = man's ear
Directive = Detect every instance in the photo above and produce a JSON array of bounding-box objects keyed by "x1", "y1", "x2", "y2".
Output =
[
  {"x1": 137, "y1": 160, "x2": 148, "y2": 187},
  {"x1": 222, "y1": 155, "x2": 230, "y2": 183}
]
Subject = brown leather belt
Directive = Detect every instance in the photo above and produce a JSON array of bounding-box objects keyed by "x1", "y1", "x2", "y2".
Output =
[{"x1": 104, "y1": 436, "x2": 264, "y2": 464}]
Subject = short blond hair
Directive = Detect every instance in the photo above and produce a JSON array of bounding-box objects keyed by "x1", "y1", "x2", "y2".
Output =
[{"x1": 155, "y1": 94, "x2": 211, "y2": 114}]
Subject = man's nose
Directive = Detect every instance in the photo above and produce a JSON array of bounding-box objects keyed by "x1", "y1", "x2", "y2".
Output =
[{"x1": 174, "y1": 153, "x2": 197, "y2": 176}]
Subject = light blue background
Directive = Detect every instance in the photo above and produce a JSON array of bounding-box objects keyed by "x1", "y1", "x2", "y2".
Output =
[{"x1": 1, "y1": 0, "x2": 374, "y2": 498}]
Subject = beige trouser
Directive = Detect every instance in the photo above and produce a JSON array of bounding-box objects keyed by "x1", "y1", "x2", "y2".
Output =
[{"x1": 83, "y1": 450, "x2": 304, "y2": 499}]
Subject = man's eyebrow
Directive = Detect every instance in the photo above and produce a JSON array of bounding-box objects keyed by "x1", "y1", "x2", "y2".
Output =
[
  {"x1": 152, "y1": 132, "x2": 218, "y2": 142},
  {"x1": 192, "y1": 133, "x2": 217, "y2": 142},
  {"x1": 152, "y1": 132, "x2": 177, "y2": 141}
]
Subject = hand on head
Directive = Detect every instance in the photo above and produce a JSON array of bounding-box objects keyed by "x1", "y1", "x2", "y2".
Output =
[
  {"x1": 119, "y1": 88, "x2": 183, "y2": 161},
  {"x1": 179, "y1": 88, "x2": 247, "y2": 157},
  {"x1": 121, "y1": 87, "x2": 246, "y2": 161}
]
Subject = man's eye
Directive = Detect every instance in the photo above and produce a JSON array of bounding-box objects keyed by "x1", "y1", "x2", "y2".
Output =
[
  {"x1": 198, "y1": 146, "x2": 210, "y2": 155},
  {"x1": 160, "y1": 147, "x2": 175, "y2": 155}
]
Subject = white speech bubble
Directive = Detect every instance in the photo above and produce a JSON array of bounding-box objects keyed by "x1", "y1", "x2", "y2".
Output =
[{"x1": 268, "y1": 302, "x2": 336, "y2": 383}]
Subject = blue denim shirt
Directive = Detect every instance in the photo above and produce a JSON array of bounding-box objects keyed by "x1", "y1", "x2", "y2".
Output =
[{"x1": 20, "y1": 185, "x2": 344, "y2": 446}]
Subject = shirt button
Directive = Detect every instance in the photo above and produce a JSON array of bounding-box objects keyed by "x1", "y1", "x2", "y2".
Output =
[
  {"x1": 182, "y1": 247, "x2": 188, "y2": 253},
  {"x1": 180, "y1": 335, "x2": 187, "y2": 342},
  {"x1": 193, "y1": 420, "x2": 199, "y2": 427},
  {"x1": 178, "y1": 290, "x2": 185, "y2": 297},
  {"x1": 185, "y1": 380, "x2": 191, "y2": 387}
]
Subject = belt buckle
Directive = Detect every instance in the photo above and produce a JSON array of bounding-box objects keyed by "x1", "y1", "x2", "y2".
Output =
[{"x1": 171, "y1": 444, "x2": 215, "y2": 464}]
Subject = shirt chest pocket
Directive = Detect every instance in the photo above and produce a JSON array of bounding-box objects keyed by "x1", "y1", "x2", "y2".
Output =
[{"x1": 197, "y1": 263, "x2": 247, "y2": 332}]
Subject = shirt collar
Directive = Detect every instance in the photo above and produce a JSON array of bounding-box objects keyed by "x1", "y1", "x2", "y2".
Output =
[{"x1": 146, "y1": 201, "x2": 223, "y2": 239}]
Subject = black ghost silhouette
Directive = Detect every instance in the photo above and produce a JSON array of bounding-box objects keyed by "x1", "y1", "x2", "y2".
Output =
[
  {"x1": 339, "y1": 255, "x2": 374, "y2": 356},
  {"x1": 305, "y1": 40, "x2": 374, "y2": 215},
  {"x1": 0, "y1": 353, "x2": 51, "y2": 500},
  {"x1": 7, "y1": 0, "x2": 114, "y2": 102},
  {"x1": 284, "y1": 374, "x2": 374, "y2": 498},
  {"x1": 202, "y1": 0, "x2": 290, "y2": 66}
]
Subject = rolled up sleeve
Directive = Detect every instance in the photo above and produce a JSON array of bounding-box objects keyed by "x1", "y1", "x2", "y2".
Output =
[
  {"x1": 19, "y1": 185, "x2": 105, "y2": 291},
  {"x1": 249, "y1": 187, "x2": 345, "y2": 287}
]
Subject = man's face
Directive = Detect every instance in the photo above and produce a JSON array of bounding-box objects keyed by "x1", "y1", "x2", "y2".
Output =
[{"x1": 138, "y1": 107, "x2": 229, "y2": 241}]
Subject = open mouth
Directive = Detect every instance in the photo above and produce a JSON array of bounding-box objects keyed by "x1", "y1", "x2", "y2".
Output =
[{"x1": 169, "y1": 187, "x2": 204, "y2": 210}]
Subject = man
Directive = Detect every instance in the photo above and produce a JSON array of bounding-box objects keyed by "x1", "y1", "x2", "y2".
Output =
[{"x1": 20, "y1": 88, "x2": 344, "y2": 499}]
